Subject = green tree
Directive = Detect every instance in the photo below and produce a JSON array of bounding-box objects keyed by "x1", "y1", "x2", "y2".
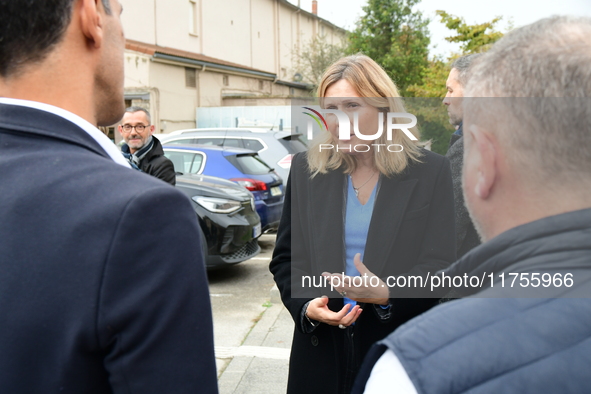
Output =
[
  {"x1": 347, "y1": 0, "x2": 430, "y2": 96},
  {"x1": 292, "y1": 35, "x2": 346, "y2": 91},
  {"x1": 407, "y1": 12, "x2": 505, "y2": 98},
  {"x1": 405, "y1": 12, "x2": 506, "y2": 154},
  {"x1": 436, "y1": 10, "x2": 505, "y2": 54},
  {"x1": 406, "y1": 57, "x2": 448, "y2": 98}
]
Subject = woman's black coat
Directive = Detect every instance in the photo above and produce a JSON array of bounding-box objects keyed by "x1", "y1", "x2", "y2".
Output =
[{"x1": 270, "y1": 150, "x2": 457, "y2": 394}]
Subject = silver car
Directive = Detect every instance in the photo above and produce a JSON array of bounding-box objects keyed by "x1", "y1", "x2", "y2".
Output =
[{"x1": 159, "y1": 128, "x2": 307, "y2": 181}]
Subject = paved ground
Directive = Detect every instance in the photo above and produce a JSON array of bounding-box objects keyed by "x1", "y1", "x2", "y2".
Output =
[
  {"x1": 217, "y1": 299, "x2": 293, "y2": 393},
  {"x1": 208, "y1": 234, "x2": 294, "y2": 394}
]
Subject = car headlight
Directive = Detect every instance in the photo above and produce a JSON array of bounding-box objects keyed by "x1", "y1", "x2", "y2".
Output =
[{"x1": 192, "y1": 196, "x2": 242, "y2": 213}]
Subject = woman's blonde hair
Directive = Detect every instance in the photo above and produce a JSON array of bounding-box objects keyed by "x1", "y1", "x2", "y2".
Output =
[{"x1": 307, "y1": 54, "x2": 423, "y2": 177}]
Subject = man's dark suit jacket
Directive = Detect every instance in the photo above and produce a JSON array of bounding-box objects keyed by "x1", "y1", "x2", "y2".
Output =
[{"x1": 0, "y1": 103, "x2": 218, "y2": 393}]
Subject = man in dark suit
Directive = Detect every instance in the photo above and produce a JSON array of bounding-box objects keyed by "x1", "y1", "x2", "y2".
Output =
[
  {"x1": 118, "y1": 107, "x2": 176, "y2": 185},
  {"x1": 0, "y1": 1, "x2": 217, "y2": 393},
  {"x1": 443, "y1": 54, "x2": 482, "y2": 258}
]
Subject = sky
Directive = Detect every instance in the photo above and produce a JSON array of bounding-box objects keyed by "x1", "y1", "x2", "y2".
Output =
[{"x1": 288, "y1": 0, "x2": 591, "y2": 58}]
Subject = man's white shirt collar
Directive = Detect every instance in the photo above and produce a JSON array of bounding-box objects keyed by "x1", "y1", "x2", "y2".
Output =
[{"x1": 0, "y1": 98, "x2": 130, "y2": 168}]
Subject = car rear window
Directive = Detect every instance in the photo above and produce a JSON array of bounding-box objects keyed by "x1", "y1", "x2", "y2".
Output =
[
  {"x1": 278, "y1": 135, "x2": 307, "y2": 153},
  {"x1": 226, "y1": 154, "x2": 272, "y2": 175},
  {"x1": 243, "y1": 139, "x2": 265, "y2": 151},
  {"x1": 194, "y1": 138, "x2": 224, "y2": 146},
  {"x1": 222, "y1": 138, "x2": 243, "y2": 148}
]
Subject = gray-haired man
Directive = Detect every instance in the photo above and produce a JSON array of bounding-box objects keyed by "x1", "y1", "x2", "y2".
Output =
[
  {"x1": 355, "y1": 16, "x2": 591, "y2": 394},
  {"x1": 119, "y1": 106, "x2": 176, "y2": 185}
]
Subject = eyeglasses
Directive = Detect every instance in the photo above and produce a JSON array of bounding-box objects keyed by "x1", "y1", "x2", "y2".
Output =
[{"x1": 121, "y1": 124, "x2": 150, "y2": 133}]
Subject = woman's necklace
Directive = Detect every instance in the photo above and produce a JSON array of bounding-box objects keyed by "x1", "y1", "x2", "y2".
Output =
[{"x1": 351, "y1": 171, "x2": 376, "y2": 197}]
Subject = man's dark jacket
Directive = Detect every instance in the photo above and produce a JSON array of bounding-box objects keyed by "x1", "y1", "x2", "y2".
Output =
[
  {"x1": 0, "y1": 104, "x2": 217, "y2": 393},
  {"x1": 445, "y1": 126, "x2": 480, "y2": 257},
  {"x1": 122, "y1": 136, "x2": 175, "y2": 185},
  {"x1": 138, "y1": 136, "x2": 176, "y2": 185},
  {"x1": 354, "y1": 208, "x2": 591, "y2": 394}
]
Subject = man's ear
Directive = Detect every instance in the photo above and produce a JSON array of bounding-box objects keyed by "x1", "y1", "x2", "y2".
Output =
[
  {"x1": 79, "y1": 0, "x2": 104, "y2": 49},
  {"x1": 469, "y1": 125, "x2": 497, "y2": 200}
]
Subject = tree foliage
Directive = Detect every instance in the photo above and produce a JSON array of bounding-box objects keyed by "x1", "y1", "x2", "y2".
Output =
[
  {"x1": 406, "y1": 57, "x2": 448, "y2": 98},
  {"x1": 407, "y1": 11, "x2": 506, "y2": 98},
  {"x1": 347, "y1": 0, "x2": 430, "y2": 96},
  {"x1": 436, "y1": 10, "x2": 505, "y2": 54},
  {"x1": 404, "y1": 12, "x2": 506, "y2": 154},
  {"x1": 292, "y1": 35, "x2": 346, "y2": 91},
  {"x1": 292, "y1": 3, "x2": 508, "y2": 154}
]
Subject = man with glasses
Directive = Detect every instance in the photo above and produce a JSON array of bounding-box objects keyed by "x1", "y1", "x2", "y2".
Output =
[{"x1": 119, "y1": 106, "x2": 176, "y2": 185}]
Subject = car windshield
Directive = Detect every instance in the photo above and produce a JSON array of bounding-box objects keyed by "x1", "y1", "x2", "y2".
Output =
[
  {"x1": 228, "y1": 154, "x2": 273, "y2": 175},
  {"x1": 278, "y1": 135, "x2": 307, "y2": 153}
]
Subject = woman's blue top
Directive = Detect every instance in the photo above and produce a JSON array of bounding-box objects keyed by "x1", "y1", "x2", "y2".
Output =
[{"x1": 344, "y1": 176, "x2": 377, "y2": 310}]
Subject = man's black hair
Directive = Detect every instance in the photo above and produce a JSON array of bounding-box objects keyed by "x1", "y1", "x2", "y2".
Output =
[
  {"x1": 0, "y1": 0, "x2": 112, "y2": 78},
  {"x1": 450, "y1": 53, "x2": 482, "y2": 87}
]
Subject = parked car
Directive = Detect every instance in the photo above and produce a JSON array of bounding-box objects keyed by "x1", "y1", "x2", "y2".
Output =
[
  {"x1": 164, "y1": 145, "x2": 284, "y2": 231},
  {"x1": 160, "y1": 128, "x2": 308, "y2": 181},
  {"x1": 174, "y1": 173, "x2": 261, "y2": 270}
]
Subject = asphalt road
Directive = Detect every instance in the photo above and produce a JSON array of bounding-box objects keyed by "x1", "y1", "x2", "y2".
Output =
[{"x1": 208, "y1": 233, "x2": 278, "y2": 376}]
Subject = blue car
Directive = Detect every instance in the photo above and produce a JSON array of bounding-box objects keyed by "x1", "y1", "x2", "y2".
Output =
[{"x1": 163, "y1": 145, "x2": 284, "y2": 231}]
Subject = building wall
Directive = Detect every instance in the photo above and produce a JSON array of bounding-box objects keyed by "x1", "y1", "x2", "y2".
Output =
[
  {"x1": 249, "y1": 0, "x2": 277, "y2": 73},
  {"x1": 150, "y1": 62, "x2": 199, "y2": 132},
  {"x1": 121, "y1": 0, "x2": 157, "y2": 48},
  {"x1": 200, "y1": 0, "x2": 253, "y2": 69},
  {"x1": 121, "y1": 0, "x2": 346, "y2": 133},
  {"x1": 121, "y1": 0, "x2": 346, "y2": 78},
  {"x1": 124, "y1": 52, "x2": 151, "y2": 88},
  {"x1": 199, "y1": 71, "x2": 225, "y2": 107}
]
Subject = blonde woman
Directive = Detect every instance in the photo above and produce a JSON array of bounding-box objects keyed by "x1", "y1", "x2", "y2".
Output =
[{"x1": 270, "y1": 55, "x2": 456, "y2": 394}]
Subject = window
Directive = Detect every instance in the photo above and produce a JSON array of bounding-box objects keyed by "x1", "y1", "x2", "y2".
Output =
[
  {"x1": 223, "y1": 138, "x2": 242, "y2": 148},
  {"x1": 185, "y1": 67, "x2": 196, "y2": 88},
  {"x1": 278, "y1": 135, "x2": 307, "y2": 153},
  {"x1": 167, "y1": 138, "x2": 197, "y2": 145},
  {"x1": 223, "y1": 75, "x2": 229, "y2": 86},
  {"x1": 190, "y1": 154, "x2": 204, "y2": 173},
  {"x1": 195, "y1": 138, "x2": 223, "y2": 146},
  {"x1": 243, "y1": 139, "x2": 264, "y2": 151},
  {"x1": 164, "y1": 151, "x2": 204, "y2": 174},
  {"x1": 226, "y1": 154, "x2": 272, "y2": 175},
  {"x1": 189, "y1": 0, "x2": 198, "y2": 36}
]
